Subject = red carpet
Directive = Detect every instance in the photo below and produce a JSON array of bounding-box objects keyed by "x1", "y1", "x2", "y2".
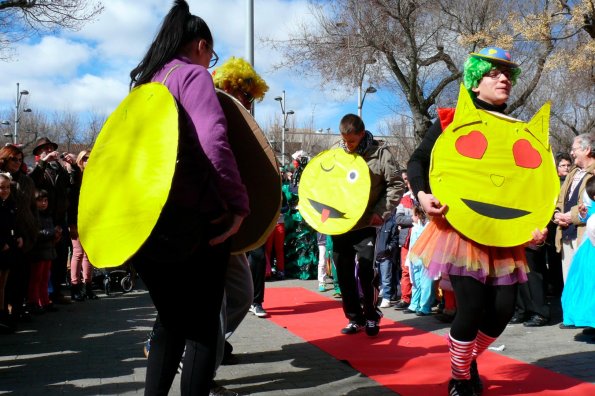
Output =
[{"x1": 265, "y1": 287, "x2": 595, "y2": 395}]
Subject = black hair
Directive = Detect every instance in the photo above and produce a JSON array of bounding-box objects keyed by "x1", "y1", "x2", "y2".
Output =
[
  {"x1": 555, "y1": 151, "x2": 572, "y2": 165},
  {"x1": 339, "y1": 114, "x2": 365, "y2": 135},
  {"x1": 586, "y1": 176, "x2": 595, "y2": 201},
  {"x1": 413, "y1": 205, "x2": 426, "y2": 223},
  {"x1": 129, "y1": 0, "x2": 213, "y2": 88},
  {"x1": 35, "y1": 189, "x2": 49, "y2": 199}
]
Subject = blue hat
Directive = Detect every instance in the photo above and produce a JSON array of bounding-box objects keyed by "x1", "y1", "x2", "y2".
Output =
[{"x1": 469, "y1": 47, "x2": 518, "y2": 68}]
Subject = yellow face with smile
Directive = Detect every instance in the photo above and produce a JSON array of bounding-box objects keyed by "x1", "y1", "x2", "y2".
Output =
[
  {"x1": 430, "y1": 85, "x2": 559, "y2": 247},
  {"x1": 298, "y1": 148, "x2": 371, "y2": 235}
]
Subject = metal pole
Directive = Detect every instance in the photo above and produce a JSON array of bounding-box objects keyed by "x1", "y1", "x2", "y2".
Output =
[
  {"x1": 245, "y1": 0, "x2": 254, "y2": 66},
  {"x1": 281, "y1": 90, "x2": 286, "y2": 166},
  {"x1": 357, "y1": 84, "x2": 363, "y2": 118},
  {"x1": 14, "y1": 82, "x2": 18, "y2": 145}
]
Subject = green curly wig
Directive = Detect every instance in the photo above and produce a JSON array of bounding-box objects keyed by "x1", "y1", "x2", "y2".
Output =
[
  {"x1": 212, "y1": 57, "x2": 269, "y2": 102},
  {"x1": 463, "y1": 56, "x2": 521, "y2": 98}
]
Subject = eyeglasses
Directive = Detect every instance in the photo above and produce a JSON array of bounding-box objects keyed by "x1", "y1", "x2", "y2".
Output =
[
  {"x1": 485, "y1": 68, "x2": 512, "y2": 80},
  {"x1": 241, "y1": 91, "x2": 255, "y2": 104},
  {"x1": 204, "y1": 41, "x2": 218, "y2": 69},
  {"x1": 558, "y1": 164, "x2": 571, "y2": 168},
  {"x1": 8, "y1": 157, "x2": 23, "y2": 163}
]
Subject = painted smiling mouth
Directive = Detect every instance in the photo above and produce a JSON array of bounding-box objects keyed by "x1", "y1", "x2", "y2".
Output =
[
  {"x1": 308, "y1": 199, "x2": 346, "y2": 222},
  {"x1": 461, "y1": 199, "x2": 530, "y2": 220}
]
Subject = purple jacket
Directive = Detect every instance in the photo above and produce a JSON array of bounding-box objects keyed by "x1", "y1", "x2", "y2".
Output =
[{"x1": 152, "y1": 56, "x2": 249, "y2": 217}]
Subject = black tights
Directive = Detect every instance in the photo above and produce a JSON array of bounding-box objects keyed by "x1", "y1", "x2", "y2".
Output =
[
  {"x1": 450, "y1": 275, "x2": 518, "y2": 341},
  {"x1": 145, "y1": 317, "x2": 215, "y2": 396}
]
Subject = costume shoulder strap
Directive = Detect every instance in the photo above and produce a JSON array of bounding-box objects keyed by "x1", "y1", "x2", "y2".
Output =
[{"x1": 161, "y1": 64, "x2": 182, "y2": 84}]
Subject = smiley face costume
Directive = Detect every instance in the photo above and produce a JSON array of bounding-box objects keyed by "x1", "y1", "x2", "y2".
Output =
[{"x1": 407, "y1": 47, "x2": 558, "y2": 395}]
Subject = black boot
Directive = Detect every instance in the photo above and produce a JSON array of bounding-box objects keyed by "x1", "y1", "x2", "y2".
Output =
[
  {"x1": 71, "y1": 284, "x2": 85, "y2": 302},
  {"x1": 85, "y1": 283, "x2": 99, "y2": 300}
]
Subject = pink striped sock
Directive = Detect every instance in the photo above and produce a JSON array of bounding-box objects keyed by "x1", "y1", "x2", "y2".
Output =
[
  {"x1": 472, "y1": 330, "x2": 497, "y2": 360},
  {"x1": 448, "y1": 333, "x2": 475, "y2": 380}
]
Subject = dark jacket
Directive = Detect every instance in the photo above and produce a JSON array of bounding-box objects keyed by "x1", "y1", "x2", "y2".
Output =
[
  {"x1": 0, "y1": 198, "x2": 20, "y2": 268},
  {"x1": 375, "y1": 211, "x2": 399, "y2": 261},
  {"x1": 29, "y1": 160, "x2": 80, "y2": 226},
  {"x1": 29, "y1": 210, "x2": 57, "y2": 262}
]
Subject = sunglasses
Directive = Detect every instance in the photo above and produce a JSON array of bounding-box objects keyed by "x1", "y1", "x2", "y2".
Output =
[
  {"x1": 485, "y1": 68, "x2": 512, "y2": 80},
  {"x1": 8, "y1": 157, "x2": 23, "y2": 163}
]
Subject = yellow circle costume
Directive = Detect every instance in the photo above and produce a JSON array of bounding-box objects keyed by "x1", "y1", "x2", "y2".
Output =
[
  {"x1": 78, "y1": 83, "x2": 178, "y2": 268},
  {"x1": 430, "y1": 85, "x2": 559, "y2": 247},
  {"x1": 298, "y1": 148, "x2": 371, "y2": 235}
]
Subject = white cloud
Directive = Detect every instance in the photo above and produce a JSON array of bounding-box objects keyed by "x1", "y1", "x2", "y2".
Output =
[{"x1": 0, "y1": 0, "x2": 387, "y2": 143}]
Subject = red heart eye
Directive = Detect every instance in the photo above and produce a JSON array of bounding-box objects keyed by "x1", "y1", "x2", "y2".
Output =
[
  {"x1": 513, "y1": 139, "x2": 542, "y2": 168},
  {"x1": 455, "y1": 130, "x2": 487, "y2": 159}
]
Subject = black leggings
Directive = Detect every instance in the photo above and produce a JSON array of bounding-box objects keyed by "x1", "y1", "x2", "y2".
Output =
[
  {"x1": 449, "y1": 275, "x2": 518, "y2": 341},
  {"x1": 144, "y1": 317, "x2": 215, "y2": 396}
]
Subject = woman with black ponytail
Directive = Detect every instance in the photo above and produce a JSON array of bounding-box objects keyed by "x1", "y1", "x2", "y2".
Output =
[{"x1": 128, "y1": 1, "x2": 248, "y2": 395}]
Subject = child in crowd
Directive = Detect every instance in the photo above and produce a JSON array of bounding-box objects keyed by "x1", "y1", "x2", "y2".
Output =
[
  {"x1": 27, "y1": 189, "x2": 61, "y2": 314},
  {"x1": 0, "y1": 173, "x2": 23, "y2": 333},
  {"x1": 405, "y1": 206, "x2": 432, "y2": 316},
  {"x1": 561, "y1": 176, "x2": 595, "y2": 331}
]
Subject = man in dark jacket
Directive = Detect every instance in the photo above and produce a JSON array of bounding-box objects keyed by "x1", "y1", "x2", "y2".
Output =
[
  {"x1": 29, "y1": 137, "x2": 79, "y2": 304},
  {"x1": 333, "y1": 114, "x2": 404, "y2": 337}
]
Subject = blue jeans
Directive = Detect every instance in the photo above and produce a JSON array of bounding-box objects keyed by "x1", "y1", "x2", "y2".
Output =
[{"x1": 376, "y1": 258, "x2": 395, "y2": 300}]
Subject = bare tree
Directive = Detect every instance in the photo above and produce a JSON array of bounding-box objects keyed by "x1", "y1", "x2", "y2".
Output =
[
  {"x1": 81, "y1": 111, "x2": 106, "y2": 147},
  {"x1": 265, "y1": 0, "x2": 592, "y2": 140},
  {"x1": 52, "y1": 110, "x2": 79, "y2": 152},
  {"x1": 0, "y1": 0, "x2": 104, "y2": 59}
]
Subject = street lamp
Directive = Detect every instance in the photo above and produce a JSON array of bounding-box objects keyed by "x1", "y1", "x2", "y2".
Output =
[
  {"x1": 274, "y1": 90, "x2": 294, "y2": 166},
  {"x1": 359, "y1": 86, "x2": 377, "y2": 118},
  {"x1": 358, "y1": 58, "x2": 377, "y2": 118},
  {"x1": 6, "y1": 82, "x2": 32, "y2": 145}
]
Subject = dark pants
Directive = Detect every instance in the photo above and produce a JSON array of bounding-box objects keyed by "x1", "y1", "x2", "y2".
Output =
[
  {"x1": 247, "y1": 245, "x2": 266, "y2": 305},
  {"x1": 6, "y1": 250, "x2": 30, "y2": 313},
  {"x1": 333, "y1": 227, "x2": 379, "y2": 324},
  {"x1": 450, "y1": 275, "x2": 517, "y2": 341},
  {"x1": 545, "y1": 221, "x2": 563, "y2": 297},
  {"x1": 50, "y1": 224, "x2": 71, "y2": 298},
  {"x1": 516, "y1": 247, "x2": 550, "y2": 319},
  {"x1": 132, "y1": 207, "x2": 229, "y2": 396}
]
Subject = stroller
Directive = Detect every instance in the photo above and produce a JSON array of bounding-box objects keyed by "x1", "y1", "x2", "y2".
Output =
[{"x1": 92, "y1": 263, "x2": 135, "y2": 295}]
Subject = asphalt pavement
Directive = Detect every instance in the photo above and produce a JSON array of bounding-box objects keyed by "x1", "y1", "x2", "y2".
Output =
[{"x1": 1, "y1": 277, "x2": 594, "y2": 395}]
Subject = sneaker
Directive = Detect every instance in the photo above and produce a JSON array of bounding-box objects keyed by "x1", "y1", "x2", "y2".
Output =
[
  {"x1": 523, "y1": 314, "x2": 548, "y2": 327},
  {"x1": 365, "y1": 317, "x2": 381, "y2": 337},
  {"x1": 209, "y1": 382, "x2": 239, "y2": 396},
  {"x1": 340, "y1": 321, "x2": 362, "y2": 335},
  {"x1": 249, "y1": 303, "x2": 267, "y2": 318},
  {"x1": 143, "y1": 337, "x2": 151, "y2": 358},
  {"x1": 332, "y1": 291, "x2": 342, "y2": 299},
  {"x1": 448, "y1": 378, "x2": 475, "y2": 396},
  {"x1": 394, "y1": 300, "x2": 409, "y2": 310},
  {"x1": 379, "y1": 298, "x2": 392, "y2": 308},
  {"x1": 470, "y1": 360, "x2": 483, "y2": 395},
  {"x1": 318, "y1": 283, "x2": 326, "y2": 292}
]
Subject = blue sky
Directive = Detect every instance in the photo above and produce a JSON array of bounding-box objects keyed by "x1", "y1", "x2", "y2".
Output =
[{"x1": 0, "y1": 0, "x2": 392, "y2": 139}]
